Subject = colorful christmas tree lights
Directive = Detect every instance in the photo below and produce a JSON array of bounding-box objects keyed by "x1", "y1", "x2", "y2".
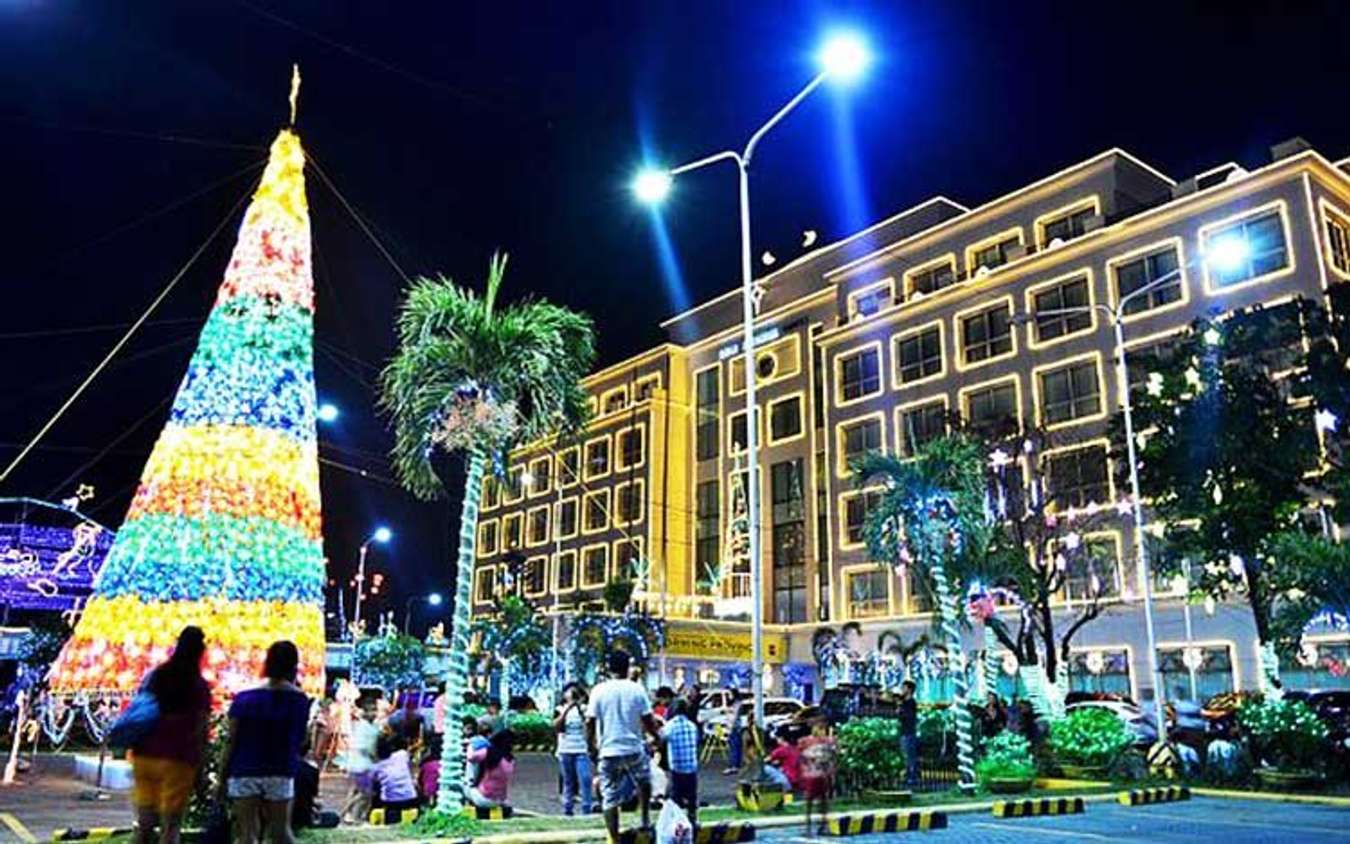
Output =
[{"x1": 48, "y1": 128, "x2": 327, "y2": 701}]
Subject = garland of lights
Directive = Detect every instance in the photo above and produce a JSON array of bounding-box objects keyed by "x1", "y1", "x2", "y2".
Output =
[{"x1": 47, "y1": 129, "x2": 327, "y2": 704}]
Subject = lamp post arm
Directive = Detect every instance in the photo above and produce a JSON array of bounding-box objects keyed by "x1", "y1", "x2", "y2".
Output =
[
  {"x1": 1115, "y1": 266, "x2": 1184, "y2": 319},
  {"x1": 671, "y1": 150, "x2": 743, "y2": 177},
  {"x1": 744, "y1": 73, "x2": 827, "y2": 165}
]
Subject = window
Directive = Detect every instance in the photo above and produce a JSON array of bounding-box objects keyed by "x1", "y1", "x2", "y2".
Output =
[
  {"x1": 524, "y1": 556, "x2": 547, "y2": 595},
  {"x1": 1204, "y1": 209, "x2": 1289, "y2": 288},
  {"x1": 527, "y1": 506, "x2": 550, "y2": 545},
  {"x1": 1038, "y1": 359, "x2": 1102, "y2": 425},
  {"x1": 1041, "y1": 206, "x2": 1096, "y2": 245},
  {"x1": 478, "y1": 520, "x2": 499, "y2": 556},
  {"x1": 1114, "y1": 245, "x2": 1182, "y2": 316},
  {"x1": 908, "y1": 259, "x2": 956, "y2": 297},
  {"x1": 617, "y1": 427, "x2": 644, "y2": 470},
  {"x1": 695, "y1": 480, "x2": 719, "y2": 593},
  {"x1": 770, "y1": 459, "x2": 806, "y2": 524},
  {"x1": 502, "y1": 513, "x2": 522, "y2": 549},
  {"x1": 529, "y1": 457, "x2": 551, "y2": 496},
  {"x1": 895, "y1": 325, "x2": 943, "y2": 384},
  {"x1": 1064, "y1": 536, "x2": 1121, "y2": 602},
  {"x1": 696, "y1": 369, "x2": 719, "y2": 461},
  {"x1": 1326, "y1": 206, "x2": 1350, "y2": 275},
  {"x1": 970, "y1": 233, "x2": 1021, "y2": 271},
  {"x1": 769, "y1": 396, "x2": 803, "y2": 443},
  {"x1": 771, "y1": 459, "x2": 808, "y2": 621},
  {"x1": 1031, "y1": 275, "x2": 1091, "y2": 343},
  {"x1": 556, "y1": 498, "x2": 578, "y2": 538},
  {"x1": 555, "y1": 551, "x2": 577, "y2": 591},
  {"x1": 839, "y1": 417, "x2": 883, "y2": 472},
  {"x1": 898, "y1": 400, "x2": 947, "y2": 457},
  {"x1": 847, "y1": 569, "x2": 890, "y2": 619},
  {"x1": 1046, "y1": 445, "x2": 1109, "y2": 510},
  {"x1": 839, "y1": 346, "x2": 882, "y2": 401},
  {"x1": 582, "y1": 546, "x2": 609, "y2": 587},
  {"x1": 960, "y1": 302, "x2": 1013, "y2": 363},
  {"x1": 963, "y1": 381, "x2": 1019, "y2": 438},
  {"x1": 843, "y1": 490, "x2": 882, "y2": 546},
  {"x1": 583, "y1": 490, "x2": 609, "y2": 532},
  {"x1": 905, "y1": 566, "x2": 933, "y2": 614},
  {"x1": 616, "y1": 481, "x2": 643, "y2": 524},
  {"x1": 482, "y1": 477, "x2": 500, "y2": 510},
  {"x1": 558, "y1": 448, "x2": 580, "y2": 487},
  {"x1": 603, "y1": 389, "x2": 628, "y2": 414},
  {"x1": 635, "y1": 376, "x2": 659, "y2": 402},
  {"x1": 475, "y1": 567, "x2": 496, "y2": 603},
  {"x1": 614, "y1": 540, "x2": 643, "y2": 581},
  {"x1": 729, "y1": 409, "x2": 760, "y2": 453},
  {"x1": 850, "y1": 283, "x2": 892, "y2": 319},
  {"x1": 503, "y1": 465, "x2": 524, "y2": 502},
  {"x1": 1126, "y1": 339, "x2": 1179, "y2": 394},
  {"x1": 584, "y1": 438, "x2": 610, "y2": 479}
]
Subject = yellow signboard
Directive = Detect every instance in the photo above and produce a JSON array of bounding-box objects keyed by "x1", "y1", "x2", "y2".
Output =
[{"x1": 665, "y1": 625, "x2": 787, "y2": 664}]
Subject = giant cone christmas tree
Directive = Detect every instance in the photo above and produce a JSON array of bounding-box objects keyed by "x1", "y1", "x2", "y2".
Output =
[{"x1": 49, "y1": 127, "x2": 326, "y2": 700}]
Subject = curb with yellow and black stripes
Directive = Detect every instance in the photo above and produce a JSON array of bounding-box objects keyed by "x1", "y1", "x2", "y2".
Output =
[
  {"x1": 1119, "y1": 786, "x2": 1191, "y2": 806},
  {"x1": 463, "y1": 804, "x2": 514, "y2": 820},
  {"x1": 991, "y1": 796, "x2": 1086, "y2": 818},
  {"x1": 368, "y1": 806, "x2": 421, "y2": 825},
  {"x1": 51, "y1": 828, "x2": 134, "y2": 842},
  {"x1": 827, "y1": 810, "x2": 948, "y2": 836},
  {"x1": 617, "y1": 821, "x2": 756, "y2": 844}
]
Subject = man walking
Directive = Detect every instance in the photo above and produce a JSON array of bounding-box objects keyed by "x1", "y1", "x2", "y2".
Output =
[
  {"x1": 661, "y1": 699, "x2": 700, "y2": 825},
  {"x1": 587, "y1": 650, "x2": 661, "y2": 842},
  {"x1": 898, "y1": 679, "x2": 920, "y2": 787}
]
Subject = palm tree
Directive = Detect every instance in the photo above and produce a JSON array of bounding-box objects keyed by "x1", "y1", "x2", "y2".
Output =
[
  {"x1": 381, "y1": 254, "x2": 594, "y2": 811},
  {"x1": 854, "y1": 434, "x2": 989, "y2": 789}
]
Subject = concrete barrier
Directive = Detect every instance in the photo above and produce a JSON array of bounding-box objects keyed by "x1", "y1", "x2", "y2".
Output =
[{"x1": 991, "y1": 797, "x2": 1085, "y2": 818}]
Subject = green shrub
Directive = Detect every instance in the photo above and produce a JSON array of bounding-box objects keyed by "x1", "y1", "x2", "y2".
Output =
[
  {"x1": 412, "y1": 809, "x2": 480, "y2": 838},
  {"x1": 1047, "y1": 707, "x2": 1131, "y2": 768},
  {"x1": 509, "y1": 711, "x2": 555, "y2": 749},
  {"x1": 975, "y1": 730, "x2": 1036, "y2": 784},
  {"x1": 1237, "y1": 697, "x2": 1329, "y2": 772},
  {"x1": 837, "y1": 717, "x2": 907, "y2": 791}
]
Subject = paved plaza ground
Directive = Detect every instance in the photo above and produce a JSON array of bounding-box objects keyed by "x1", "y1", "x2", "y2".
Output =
[{"x1": 2, "y1": 754, "x2": 1347, "y2": 843}]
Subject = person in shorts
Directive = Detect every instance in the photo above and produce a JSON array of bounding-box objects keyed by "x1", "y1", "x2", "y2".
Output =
[
  {"x1": 219, "y1": 641, "x2": 312, "y2": 844},
  {"x1": 660, "y1": 698, "x2": 699, "y2": 824},
  {"x1": 586, "y1": 650, "x2": 660, "y2": 842},
  {"x1": 131, "y1": 626, "x2": 211, "y2": 844}
]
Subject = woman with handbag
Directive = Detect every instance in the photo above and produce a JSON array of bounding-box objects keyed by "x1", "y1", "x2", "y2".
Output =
[{"x1": 130, "y1": 625, "x2": 211, "y2": 844}]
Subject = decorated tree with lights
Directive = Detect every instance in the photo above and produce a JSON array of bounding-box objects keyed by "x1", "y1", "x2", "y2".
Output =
[
  {"x1": 1122, "y1": 301, "x2": 1323, "y2": 690},
  {"x1": 978, "y1": 430, "x2": 1122, "y2": 719},
  {"x1": 855, "y1": 434, "x2": 995, "y2": 788},
  {"x1": 381, "y1": 257, "x2": 594, "y2": 811},
  {"x1": 48, "y1": 115, "x2": 327, "y2": 701}
]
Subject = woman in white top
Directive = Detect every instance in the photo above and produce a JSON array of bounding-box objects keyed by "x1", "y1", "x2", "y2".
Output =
[
  {"x1": 340, "y1": 702, "x2": 380, "y2": 823},
  {"x1": 553, "y1": 683, "x2": 593, "y2": 815}
]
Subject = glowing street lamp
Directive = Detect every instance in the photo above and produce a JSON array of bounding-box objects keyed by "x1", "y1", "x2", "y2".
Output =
[
  {"x1": 405, "y1": 591, "x2": 445, "y2": 633},
  {"x1": 631, "y1": 29, "x2": 872, "y2": 751},
  {"x1": 317, "y1": 402, "x2": 340, "y2": 423},
  {"x1": 352, "y1": 526, "x2": 393, "y2": 637},
  {"x1": 1205, "y1": 235, "x2": 1251, "y2": 276}
]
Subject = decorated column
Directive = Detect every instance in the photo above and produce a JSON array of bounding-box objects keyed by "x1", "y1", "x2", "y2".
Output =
[{"x1": 48, "y1": 122, "x2": 327, "y2": 701}]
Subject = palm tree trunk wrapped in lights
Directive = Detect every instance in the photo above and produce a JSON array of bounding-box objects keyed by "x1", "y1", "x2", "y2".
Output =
[
  {"x1": 381, "y1": 257, "x2": 594, "y2": 812},
  {"x1": 929, "y1": 554, "x2": 975, "y2": 784}
]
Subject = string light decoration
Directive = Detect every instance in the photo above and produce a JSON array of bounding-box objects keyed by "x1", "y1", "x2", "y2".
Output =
[{"x1": 48, "y1": 127, "x2": 326, "y2": 702}]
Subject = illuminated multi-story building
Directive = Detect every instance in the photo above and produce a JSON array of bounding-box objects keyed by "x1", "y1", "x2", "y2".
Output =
[{"x1": 476, "y1": 137, "x2": 1350, "y2": 700}]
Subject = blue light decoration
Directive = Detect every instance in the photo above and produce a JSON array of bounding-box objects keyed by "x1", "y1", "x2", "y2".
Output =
[{"x1": 0, "y1": 500, "x2": 115, "y2": 612}]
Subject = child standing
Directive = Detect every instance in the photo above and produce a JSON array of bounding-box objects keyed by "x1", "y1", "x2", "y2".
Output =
[
  {"x1": 660, "y1": 699, "x2": 700, "y2": 824},
  {"x1": 798, "y1": 721, "x2": 837, "y2": 837}
]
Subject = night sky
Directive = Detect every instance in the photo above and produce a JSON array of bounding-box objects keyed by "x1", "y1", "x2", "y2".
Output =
[{"x1": 2, "y1": 1, "x2": 1347, "y2": 630}]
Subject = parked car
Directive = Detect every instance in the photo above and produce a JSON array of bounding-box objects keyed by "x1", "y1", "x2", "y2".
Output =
[
  {"x1": 694, "y1": 688, "x2": 744, "y2": 725},
  {"x1": 704, "y1": 697, "x2": 805, "y2": 735},
  {"x1": 1065, "y1": 699, "x2": 1158, "y2": 745}
]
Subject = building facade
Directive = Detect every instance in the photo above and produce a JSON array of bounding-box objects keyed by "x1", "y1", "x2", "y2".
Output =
[{"x1": 476, "y1": 139, "x2": 1350, "y2": 701}]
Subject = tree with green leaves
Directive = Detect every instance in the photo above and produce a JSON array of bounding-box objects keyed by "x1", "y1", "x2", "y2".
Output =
[
  {"x1": 381, "y1": 254, "x2": 594, "y2": 811},
  {"x1": 855, "y1": 434, "x2": 993, "y2": 788},
  {"x1": 1123, "y1": 301, "x2": 1322, "y2": 690},
  {"x1": 1265, "y1": 531, "x2": 1350, "y2": 650}
]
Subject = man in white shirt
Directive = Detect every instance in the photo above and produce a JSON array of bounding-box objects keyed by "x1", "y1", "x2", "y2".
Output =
[{"x1": 586, "y1": 650, "x2": 660, "y2": 841}]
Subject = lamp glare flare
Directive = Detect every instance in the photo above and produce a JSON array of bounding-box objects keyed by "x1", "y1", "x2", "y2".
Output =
[
  {"x1": 373, "y1": 526, "x2": 393, "y2": 544},
  {"x1": 818, "y1": 30, "x2": 871, "y2": 83},
  {"x1": 47, "y1": 128, "x2": 328, "y2": 703},
  {"x1": 632, "y1": 168, "x2": 673, "y2": 205},
  {"x1": 1205, "y1": 234, "x2": 1250, "y2": 275}
]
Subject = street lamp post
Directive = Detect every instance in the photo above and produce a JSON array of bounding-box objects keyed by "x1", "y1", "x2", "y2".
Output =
[
  {"x1": 1025, "y1": 245, "x2": 1244, "y2": 738},
  {"x1": 405, "y1": 592, "x2": 444, "y2": 635},
  {"x1": 352, "y1": 526, "x2": 392, "y2": 638},
  {"x1": 633, "y1": 30, "x2": 870, "y2": 736}
]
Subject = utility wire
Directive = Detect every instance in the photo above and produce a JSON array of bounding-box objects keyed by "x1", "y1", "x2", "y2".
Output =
[
  {"x1": 0, "y1": 114, "x2": 268, "y2": 152},
  {"x1": 0, "y1": 317, "x2": 202, "y2": 342},
  {"x1": 304, "y1": 153, "x2": 411, "y2": 285},
  {"x1": 43, "y1": 392, "x2": 175, "y2": 501},
  {"x1": 0, "y1": 176, "x2": 257, "y2": 485}
]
